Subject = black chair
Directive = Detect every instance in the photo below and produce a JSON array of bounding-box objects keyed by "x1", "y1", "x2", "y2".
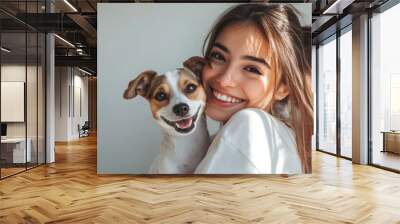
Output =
[{"x1": 79, "y1": 121, "x2": 90, "y2": 138}]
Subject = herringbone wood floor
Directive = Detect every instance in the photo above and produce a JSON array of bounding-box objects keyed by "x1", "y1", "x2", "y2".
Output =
[{"x1": 1, "y1": 134, "x2": 400, "y2": 224}]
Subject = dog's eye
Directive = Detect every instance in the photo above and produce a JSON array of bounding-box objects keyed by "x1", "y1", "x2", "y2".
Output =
[
  {"x1": 185, "y1": 84, "x2": 197, "y2": 94},
  {"x1": 155, "y1": 92, "x2": 167, "y2": 101}
]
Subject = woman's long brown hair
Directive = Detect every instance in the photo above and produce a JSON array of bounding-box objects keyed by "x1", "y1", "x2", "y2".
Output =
[{"x1": 202, "y1": 4, "x2": 313, "y2": 173}]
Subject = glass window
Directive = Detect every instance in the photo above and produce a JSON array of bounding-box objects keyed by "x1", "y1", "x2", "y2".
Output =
[
  {"x1": 1, "y1": 31, "x2": 28, "y2": 178},
  {"x1": 339, "y1": 27, "x2": 352, "y2": 158},
  {"x1": 371, "y1": 3, "x2": 400, "y2": 171},
  {"x1": 317, "y1": 35, "x2": 337, "y2": 155},
  {"x1": 0, "y1": 1, "x2": 46, "y2": 179}
]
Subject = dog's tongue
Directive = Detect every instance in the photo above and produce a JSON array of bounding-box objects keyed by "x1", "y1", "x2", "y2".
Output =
[{"x1": 175, "y1": 117, "x2": 193, "y2": 129}]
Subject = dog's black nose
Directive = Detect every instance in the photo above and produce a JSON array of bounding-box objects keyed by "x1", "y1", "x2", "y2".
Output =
[{"x1": 173, "y1": 103, "x2": 189, "y2": 117}]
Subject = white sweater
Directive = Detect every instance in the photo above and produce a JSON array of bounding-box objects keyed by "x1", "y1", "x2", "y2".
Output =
[{"x1": 195, "y1": 108, "x2": 302, "y2": 174}]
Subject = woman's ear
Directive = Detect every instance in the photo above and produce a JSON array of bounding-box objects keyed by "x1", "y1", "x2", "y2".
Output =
[{"x1": 274, "y1": 82, "x2": 289, "y2": 101}]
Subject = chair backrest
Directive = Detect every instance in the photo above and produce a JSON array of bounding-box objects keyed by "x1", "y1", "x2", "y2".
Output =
[{"x1": 82, "y1": 121, "x2": 90, "y2": 129}]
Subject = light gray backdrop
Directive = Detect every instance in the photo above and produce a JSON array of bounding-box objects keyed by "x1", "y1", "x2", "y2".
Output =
[{"x1": 98, "y1": 3, "x2": 311, "y2": 174}]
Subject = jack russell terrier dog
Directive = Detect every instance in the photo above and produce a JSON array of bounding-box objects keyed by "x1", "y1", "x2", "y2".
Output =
[{"x1": 123, "y1": 57, "x2": 210, "y2": 174}]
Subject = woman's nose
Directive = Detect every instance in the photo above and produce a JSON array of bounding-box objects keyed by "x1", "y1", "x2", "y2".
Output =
[{"x1": 215, "y1": 64, "x2": 237, "y2": 87}]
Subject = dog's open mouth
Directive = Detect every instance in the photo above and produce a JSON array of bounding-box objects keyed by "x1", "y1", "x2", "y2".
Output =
[{"x1": 161, "y1": 107, "x2": 200, "y2": 134}]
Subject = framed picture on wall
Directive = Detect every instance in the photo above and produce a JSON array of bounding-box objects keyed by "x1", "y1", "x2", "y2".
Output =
[
  {"x1": 98, "y1": 3, "x2": 313, "y2": 175},
  {"x1": 1, "y1": 81, "x2": 25, "y2": 122}
]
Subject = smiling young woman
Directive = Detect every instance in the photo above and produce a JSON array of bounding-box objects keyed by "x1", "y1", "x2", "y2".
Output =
[
  {"x1": 202, "y1": 22, "x2": 285, "y2": 123},
  {"x1": 194, "y1": 3, "x2": 313, "y2": 174}
]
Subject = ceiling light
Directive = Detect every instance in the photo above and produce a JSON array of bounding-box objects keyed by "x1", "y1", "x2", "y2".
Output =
[
  {"x1": 1, "y1": 47, "x2": 11, "y2": 53},
  {"x1": 322, "y1": 0, "x2": 355, "y2": 15},
  {"x1": 76, "y1": 48, "x2": 84, "y2": 55},
  {"x1": 63, "y1": 0, "x2": 78, "y2": 12},
  {"x1": 54, "y1": 34, "x2": 75, "y2": 48},
  {"x1": 78, "y1": 67, "x2": 93, "y2": 76}
]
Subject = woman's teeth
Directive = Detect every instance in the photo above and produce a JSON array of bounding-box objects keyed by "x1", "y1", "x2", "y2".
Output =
[{"x1": 213, "y1": 90, "x2": 244, "y2": 103}]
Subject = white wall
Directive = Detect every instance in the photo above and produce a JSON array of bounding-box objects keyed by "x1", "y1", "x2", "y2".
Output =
[
  {"x1": 97, "y1": 3, "x2": 312, "y2": 174},
  {"x1": 55, "y1": 67, "x2": 69, "y2": 141},
  {"x1": 55, "y1": 67, "x2": 89, "y2": 141},
  {"x1": 72, "y1": 73, "x2": 89, "y2": 138}
]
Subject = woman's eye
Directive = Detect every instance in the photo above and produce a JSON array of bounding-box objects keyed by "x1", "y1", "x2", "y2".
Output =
[
  {"x1": 244, "y1": 66, "x2": 262, "y2": 75},
  {"x1": 155, "y1": 92, "x2": 167, "y2": 101},
  {"x1": 185, "y1": 84, "x2": 197, "y2": 94},
  {"x1": 210, "y1": 52, "x2": 225, "y2": 62}
]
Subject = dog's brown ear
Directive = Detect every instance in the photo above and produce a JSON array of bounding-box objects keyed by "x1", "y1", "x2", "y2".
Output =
[
  {"x1": 123, "y1": 70, "x2": 157, "y2": 99},
  {"x1": 183, "y1": 56, "x2": 208, "y2": 78}
]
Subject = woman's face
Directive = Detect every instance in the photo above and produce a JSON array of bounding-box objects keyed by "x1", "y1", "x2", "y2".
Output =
[{"x1": 202, "y1": 22, "x2": 288, "y2": 123}]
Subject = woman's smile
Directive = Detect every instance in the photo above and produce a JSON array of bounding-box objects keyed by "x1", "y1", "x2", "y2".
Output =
[{"x1": 208, "y1": 87, "x2": 247, "y2": 108}]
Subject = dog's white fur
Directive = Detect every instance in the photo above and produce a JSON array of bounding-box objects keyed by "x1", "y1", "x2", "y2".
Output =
[{"x1": 148, "y1": 69, "x2": 210, "y2": 174}]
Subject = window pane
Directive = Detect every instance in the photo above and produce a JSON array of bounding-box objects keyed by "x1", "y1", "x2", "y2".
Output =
[
  {"x1": 371, "y1": 3, "x2": 400, "y2": 171},
  {"x1": 1, "y1": 31, "x2": 27, "y2": 178},
  {"x1": 27, "y1": 31, "x2": 38, "y2": 169},
  {"x1": 340, "y1": 29, "x2": 352, "y2": 158},
  {"x1": 318, "y1": 36, "x2": 337, "y2": 154}
]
